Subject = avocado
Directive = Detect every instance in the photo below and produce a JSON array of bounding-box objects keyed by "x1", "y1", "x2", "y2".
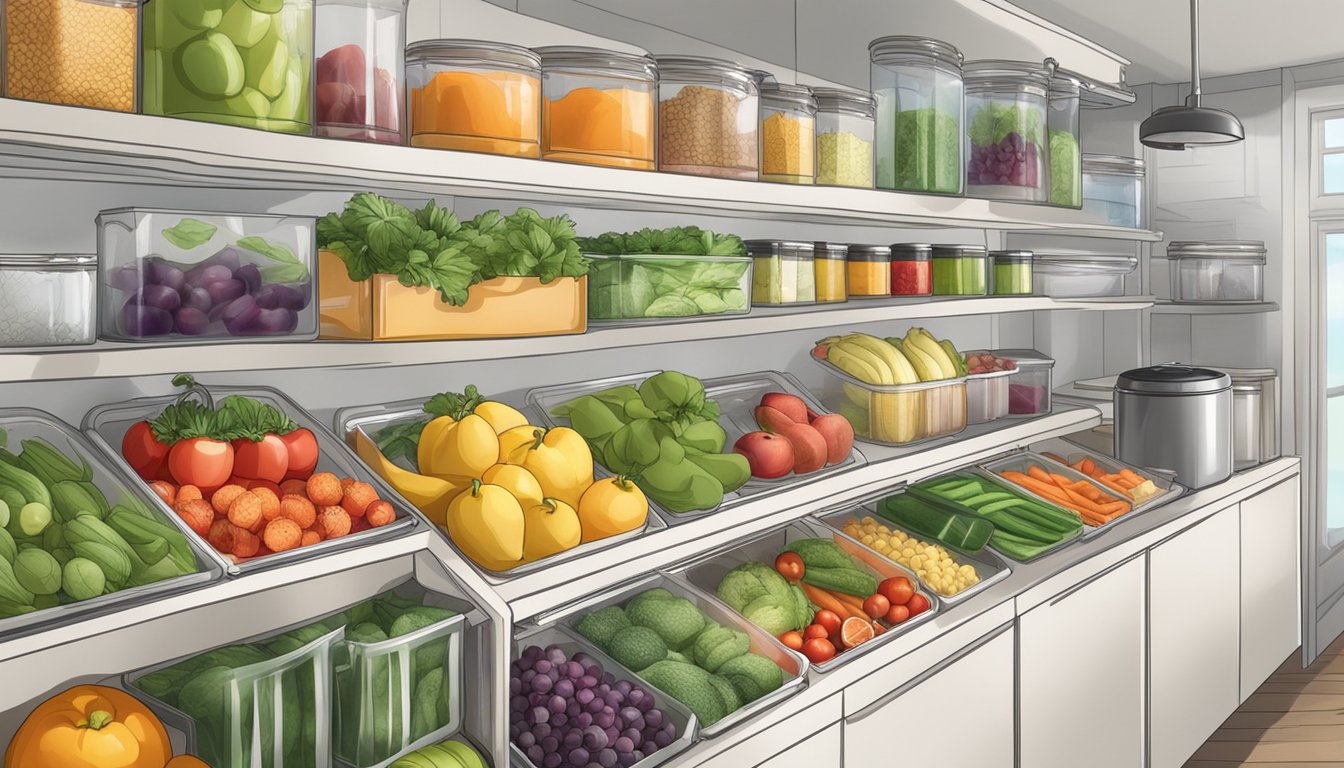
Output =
[
  {"x1": 608, "y1": 626, "x2": 668, "y2": 672},
  {"x1": 716, "y1": 653, "x2": 784, "y2": 705},
  {"x1": 410, "y1": 667, "x2": 447, "y2": 740},
  {"x1": 627, "y1": 594, "x2": 706, "y2": 651},
  {"x1": 707, "y1": 674, "x2": 742, "y2": 714},
  {"x1": 574, "y1": 605, "x2": 630, "y2": 650},
  {"x1": 694, "y1": 625, "x2": 750, "y2": 673},
  {"x1": 640, "y1": 659, "x2": 726, "y2": 726}
]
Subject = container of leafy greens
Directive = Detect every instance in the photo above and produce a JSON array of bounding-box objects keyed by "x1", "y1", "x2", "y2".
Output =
[
  {"x1": 577, "y1": 227, "x2": 752, "y2": 323},
  {"x1": 870, "y1": 36, "x2": 965, "y2": 195},
  {"x1": 316, "y1": 193, "x2": 589, "y2": 340}
]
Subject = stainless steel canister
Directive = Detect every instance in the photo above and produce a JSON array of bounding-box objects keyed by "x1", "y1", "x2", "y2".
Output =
[
  {"x1": 1114, "y1": 364, "x2": 1232, "y2": 489},
  {"x1": 1213, "y1": 366, "x2": 1280, "y2": 470}
]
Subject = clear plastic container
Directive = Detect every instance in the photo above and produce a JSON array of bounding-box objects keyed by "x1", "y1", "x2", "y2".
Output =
[
  {"x1": 1168, "y1": 240, "x2": 1267, "y2": 302},
  {"x1": 889, "y1": 244, "x2": 931, "y2": 296},
  {"x1": 538, "y1": 46, "x2": 657, "y2": 170},
  {"x1": 1032, "y1": 251, "x2": 1137, "y2": 298},
  {"x1": 3, "y1": 0, "x2": 138, "y2": 112},
  {"x1": 584, "y1": 253, "x2": 751, "y2": 322},
  {"x1": 1082, "y1": 154, "x2": 1145, "y2": 228},
  {"x1": 990, "y1": 249, "x2": 1033, "y2": 296},
  {"x1": 759, "y1": 82, "x2": 816, "y2": 184},
  {"x1": 747, "y1": 240, "x2": 816, "y2": 305},
  {"x1": 406, "y1": 39, "x2": 541, "y2": 157},
  {"x1": 907, "y1": 470, "x2": 1083, "y2": 561},
  {"x1": 846, "y1": 244, "x2": 891, "y2": 298},
  {"x1": 813, "y1": 87, "x2": 875, "y2": 188},
  {"x1": 931, "y1": 244, "x2": 987, "y2": 296},
  {"x1": 964, "y1": 60, "x2": 1052, "y2": 202},
  {"x1": 1047, "y1": 70, "x2": 1082, "y2": 208},
  {"x1": 0, "y1": 408, "x2": 222, "y2": 638},
  {"x1": 980, "y1": 450, "x2": 1141, "y2": 530},
  {"x1": 993, "y1": 348, "x2": 1055, "y2": 415},
  {"x1": 656, "y1": 55, "x2": 759, "y2": 179},
  {"x1": 965, "y1": 368, "x2": 1015, "y2": 424},
  {"x1": 813, "y1": 242, "x2": 849, "y2": 303},
  {"x1": 83, "y1": 383, "x2": 418, "y2": 575},
  {"x1": 869, "y1": 36, "x2": 964, "y2": 195},
  {"x1": 0, "y1": 254, "x2": 96, "y2": 347},
  {"x1": 1030, "y1": 435, "x2": 1183, "y2": 510},
  {"x1": 96, "y1": 208, "x2": 316, "y2": 343},
  {"x1": 314, "y1": 0, "x2": 407, "y2": 144},
  {"x1": 142, "y1": 0, "x2": 313, "y2": 134},
  {"x1": 810, "y1": 356, "x2": 967, "y2": 446}
]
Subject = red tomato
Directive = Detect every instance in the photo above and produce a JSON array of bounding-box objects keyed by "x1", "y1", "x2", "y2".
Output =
[
  {"x1": 885, "y1": 604, "x2": 910, "y2": 624},
  {"x1": 122, "y1": 421, "x2": 170, "y2": 482},
  {"x1": 907, "y1": 593, "x2": 931, "y2": 618},
  {"x1": 863, "y1": 594, "x2": 891, "y2": 620},
  {"x1": 802, "y1": 638, "x2": 836, "y2": 664},
  {"x1": 879, "y1": 576, "x2": 915, "y2": 606},
  {"x1": 774, "y1": 552, "x2": 805, "y2": 582},
  {"x1": 231, "y1": 434, "x2": 290, "y2": 483},
  {"x1": 779, "y1": 631, "x2": 804, "y2": 650},
  {"x1": 167, "y1": 438, "x2": 234, "y2": 490},
  {"x1": 814, "y1": 610, "x2": 842, "y2": 636},
  {"x1": 279, "y1": 429, "x2": 319, "y2": 481},
  {"x1": 804, "y1": 624, "x2": 829, "y2": 640}
]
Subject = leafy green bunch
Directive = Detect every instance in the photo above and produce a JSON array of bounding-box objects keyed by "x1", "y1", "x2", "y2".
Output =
[
  {"x1": 577, "y1": 225, "x2": 745, "y2": 257},
  {"x1": 150, "y1": 395, "x2": 298, "y2": 443}
]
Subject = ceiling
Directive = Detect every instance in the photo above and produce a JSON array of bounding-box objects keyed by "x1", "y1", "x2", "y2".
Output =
[{"x1": 1008, "y1": 0, "x2": 1344, "y2": 85}]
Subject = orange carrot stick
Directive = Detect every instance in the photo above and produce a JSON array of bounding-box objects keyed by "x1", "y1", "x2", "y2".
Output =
[
  {"x1": 1004, "y1": 474, "x2": 1075, "y2": 504},
  {"x1": 1028, "y1": 465, "x2": 1055, "y2": 483},
  {"x1": 1119, "y1": 468, "x2": 1146, "y2": 484},
  {"x1": 800, "y1": 582, "x2": 861, "y2": 620}
]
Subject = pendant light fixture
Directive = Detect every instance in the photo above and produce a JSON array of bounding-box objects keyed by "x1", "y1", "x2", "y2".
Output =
[{"x1": 1139, "y1": 0, "x2": 1244, "y2": 150}]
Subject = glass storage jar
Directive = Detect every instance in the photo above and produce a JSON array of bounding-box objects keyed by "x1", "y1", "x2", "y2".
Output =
[
  {"x1": 1082, "y1": 153, "x2": 1146, "y2": 228},
  {"x1": 1033, "y1": 251, "x2": 1136, "y2": 297},
  {"x1": 813, "y1": 86, "x2": 875, "y2": 188},
  {"x1": 998, "y1": 348, "x2": 1055, "y2": 415},
  {"x1": 1167, "y1": 240, "x2": 1266, "y2": 302},
  {"x1": 991, "y1": 249, "x2": 1033, "y2": 295},
  {"x1": 847, "y1": 244, "x2": 891, "y2": 298},
  {"x1": 870, "y1": 36, "x2": 964, "y2": 195},
  {"x1": 1047, "y1": 69, "x2": 1082, "y2": 207},
  {"x1": 1214, "y1": 366, "x2": 1280, "y2": 470},
  {"x1": 406, "y1": 40, "x2": 541, "y2": 157},
  {"x1": 931, "y1": 244, "x2": 988, "y2": 295},
  {"x1": 656, "y1": 55, "x2": 759, "y2": 179},
  {"x1": 759, "y1": 82, "x2": 816, "y2": 184},
  {"x1": 964, "y1": 60, "x2": 1052, "y2": 202},
  {"x1": 813, "y1": 242, "x2": 848, "y2": 303},
  {"x1": 314, "y1": 0, "x2": 407, "y2": 144},
  {"x1": 538, "y1": 46, "x2": 656, "y2": 170},
  {"x1": 3, "y1": 0, "x2": 138, "y2": 112},
  {"x1": 142, "y1": 0, "x2": 313, "y2": 134},
  {"x1": 747, "y1": 240, "x2": 816, "y2": 304},
  {"x1": 0, "y1": 254, "x2": 95, "y2": 346},
  {"x1": 889, "y1": 243, "x2": 932, "y2": 296}
]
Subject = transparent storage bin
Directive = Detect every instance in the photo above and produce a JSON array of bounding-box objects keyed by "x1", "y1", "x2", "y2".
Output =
[
  {"x1": 1047, "y1": 71, "x2": 1082, "y2": 208},
  {"x1": 406, "y1": 40, "x2": 540, "y2": 157},
  {"x1": 964, "y1": 60, "x2": 1052, "y2": 202},
  {"x1": 979, "y1": 450, "x2": 1143, "y2": 531},
  {"x1": 846, "y1": 244, "x2": 891, "y2": 299},
  {"x1": 870, "y1": 36, "x2": 964, "y2": 195},
  {"x1": 990, "y1": 348, "x2": 1054, "y2": 415},
  {"x1": 585, "y1": 253, "x2": 752, "y2": 322},
  {"x1": 83, "y1": 382, "x2": 418, "y2": 575},
  {"x1": 1167, "y1": 240, "x2": 1266, "y2": 303},
  {"x1": 990, "y1": 249, "x2": 1033, "y2": 296},
  {"x1": 931, "y1": 244, "x2": 988, "y2": 296},
  {"x1": 907, "y1": 471, "x2": 1083, "y2": 562},
  {"x1": 538, "y1": 46, "x2": 657, "y2": 170},
  {"x1": 809, "y1": 356, "x2": 968, "y2": 446},
  {"x1": 747, "y1": 240, "x2": 816, "y2": 305},
  {"x1": 813, "y1": 242, "x2": 849, "y2": 303},
  {"x1": 758, "y1": 82, "x2": 816, "y2": 184},
  {"x1": 142, "y1": 0, "x2": 313, "y2": 134},
  {"x1": 1082, "y1": 154, "x2": 1145, "y2": 228},
  {"x1": 0, "y1": 254, "x2": 96, "y2": 347},
  {"x1": 888, "y1": 244, "x2": 931, "y2": 297},
  {"x1": 1032, "y1": 251, "x2": 1136, "y2": 298},
  {"x1": 96, "y1": 208, "x2": 316, "y2": 343},
  {"x1": 813, "y1": 86, "x2": 875, "y2": 188},
  {"x1": 315, "y1": 0, "x2": 408, "y2": 144},
  {"x1": 965, "y1": 368, "x2": 1015, "y2": 424},
  {"x1": 3, "y1": 0, "x2": 138, "y2": 112},
  {"x1": 655, "y1": 55, "x2": 759, "y2": 180},
  {"x1": 0, "y1": 408, "x2": 222, "y2": 638},
  {"x1": 1030, "y1": 436, "x2": 1183, "y2": 511}
]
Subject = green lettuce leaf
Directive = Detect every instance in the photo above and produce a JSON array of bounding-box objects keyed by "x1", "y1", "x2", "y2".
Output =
[{"x1": 162, "y1": 218, "x2": 218, "y2": 250}]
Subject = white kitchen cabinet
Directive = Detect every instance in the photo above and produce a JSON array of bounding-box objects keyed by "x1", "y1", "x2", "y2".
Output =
[
  {"x1": 844, "y1": 623, "x2": 1015, "y2": 768},
  {"x1": 1019, "y1": 555, "x2": 1146, "y2": 768},
  {"x1": 1240, "y1": 477, "x2": 1302, "y2": 699},
  {"x1": 755, "y1": 722, "x2": 842, "y2": 768},
  {"x1": 1149, "y1": 507, "x2": 1242, "y2": 768}
]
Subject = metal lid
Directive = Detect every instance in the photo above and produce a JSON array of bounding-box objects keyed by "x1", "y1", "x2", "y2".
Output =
[
  {"x1": 868, "y1": 36, "x2": 963, "y2": 68},
  {"x1": 1032, "y1": 251, "x2": 1138, "y2": 274},
  {"x1": 1116, "y1": 364, "x2": 1231, "y2": 395},
  {"x1": 534, "y1": 46, "x2": 657, "y2": 79},
  {"x1": 405, "y1": 39, "x2": 541, "y2": 70},
  {"x1": 1201, "y1": 365, "x2": 1278, "y2": 383},
  {"x1": 745, "y1": 240, "x2": 815, "y2": 257},
  {"x1": 931, "y1": 244, "x2": 988, "y2": 259},
  {"x1": 996, "y1": 348, "x2": 1055, "y2": 368},
  {"x1": 963, "y1": 59, "x2": 1055, "y2": 88},
  {"x1": 760, "y1": 82, "x2": 817, "y2": 113},
  {"x1": 812, "y1": 86, "x2": 876, "y2": 119},
  {"x1": 890, "y1": 243, "x2": 932, "y2": 262},
  {"x1": 990, "y1": 249, "x2": 1033, "y2": 263},
  {"x1": 1082, "y1": 153, "x2": 1146, "y2": 176},
  {"x1": 0, "y1": 253, "x2": 95, "y2": 270},
  {"x1": 1048, "y1": 68, "x2": 1082, "y2": 98},
  {"x1": 653, "y1": 55, "x2": 757, "y2": 89},
  {"x1": 813, "y1": 242, "x2": 849, "y2": 260},
  {"x1": 847, "y1": 244, "x2": 892, "y2": 262},
  {"x1": 1166, "y1": 240, "x2": 1267, "y2": 262}
]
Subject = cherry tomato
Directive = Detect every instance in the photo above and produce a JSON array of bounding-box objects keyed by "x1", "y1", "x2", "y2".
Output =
[
  {"x1": 779, "y1": 631, "x2": 804, "y2": 650},
  {"x1": 167, "y1": 437, "x2": 234, "y2": 490},
  {"x1": 802, "y1": 637, "x2": 836, "y2": 664},
  {"x1": 907, "y1": 593, "x2": 931, "y2": 618},
  {"x1": 814, "y1": 610, "x2": 842, "y2": 636},
  {"x1": 774, "y1": 552, "x2": 805, "y2": 582},
  {"x1": 885, "y1": 604, "x2": 910, "y2": 624},
  {"x1": 279, "y1": 428, "x2": 319, "y2": 481},
  {"x1": 879, "y1": 576, "x2": 915, "y2": 606},
  {"x1": 232, "y1": 434, "x2": 290, "y2": 484},
  {"x1": 863, "y1": 594, "x2": 891, "y2": 620},
  {"x1": 804, "y1": 624, "x2": 829, "y2": 640},
  {"x1": 122, "y1": 420, "x2": 171, "y2": 482}
]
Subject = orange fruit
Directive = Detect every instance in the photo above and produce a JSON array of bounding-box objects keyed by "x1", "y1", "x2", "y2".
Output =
[{"x1": 839, "y1": 616, "x2": 875, "y2": 649}]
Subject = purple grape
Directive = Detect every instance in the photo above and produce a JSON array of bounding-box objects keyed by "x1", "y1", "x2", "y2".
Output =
[
  {"x1": 543, "y1": 754, "x2": 561, "y2": 768},
  {"x1": 653, "y1": 730, "x2": 673, "y2": 748},
  {"x1": 536, "y1": 660, "x2": 554, "y2": 676},
  {"x1": 615, "y1": 680, "x2": 632, "y2": 696},
  {"x1": 523, "y1": 645, "x2": 542, "y2": 661},
  {"x1": 643, "y1": 709, "x2": 662, "y2": 729},
  {"x1": 603, "y1": 726, "x2": 619, "y2": 744},
  {"x1": 207, "y1": 278, "x2": 246, "y2": 306},
  {"x1": 523, "y1": 670, "x2": 537, "y2": 685},
  {"x1": 602, "y1": 673, "x2": 615, "y2": 686},
  {"x1": 547, "y1": 648, "x2": 567, "y2": 666},
  {"x1": 244, "y1": 307, "x2": 298, "y2": 335},
  {"x1": 554, "y1": 679, "x2": 575, "y2": 699},
  {"x1": 586, "y1": 698, "x2": 603, "y2": 715},
  {"x1": 576, "y1": 688, "x2": 594, "y2": 706},
  {"x1": 517, "y1": 731, "x2": 536, "y2": 749},
  {"x1": 580, "y1": 675, "x2": 598, "y2": 689},
  {"x1": 565, "y1": 661, "x2": 585, "y2": 679},
  {"x1": 564, "y1": 730, "x2": 583, "y2": 750},
  {"x1": 585, "y1": 665, "x2": 602, "y2": 679},
  {"x1": 206, "y1": 247, "x2": 241, "y2": 272},
  {"x1": 621, "y1": 728, "x2": 640, "y2": 744},
  {"x1": 551, "y1": 713, "x2": 568, "y2": 728},
  {"x1": 532, "y1": 723, "x2": 551, "y2": 740},
  {"x1": 146, "y1": 259, "x2": 185, "y2": 292},
  {"x1": 584, "y1": 725, "x2": 609, "y2": 751},
  {"x1": 626, "y1": 689, "x2": 644, "y2": 708},
  {"x1": 222, "y1": 295, "x2": 261, "y2": 335},
  {"x1": 120, "y1": 303, "x2": 172, "y2": 336},
  {"x1": 576, "y1": 712, "x2": 593, "y2": 729},
  {"x1": 597, "y1": 749, "x2": 617, "y2": 768},
  {"x1": 619, "y1": 708, "x2": 640, "y2": 727},
  {"x1": 235, "y1": 264, "x2": 262, "y2": 294},
  {"x1": 136, "y1": 283, "x2": 183, "y2": 313},
  {"x1": 541, "y1": 735, "x2": 559, "y2": 754},
  {"x1": 569, "y1": 747, "x2": 590, "y2": 765},
  {"x1": 510, "y1": 722, "x2": 523, "y2": 739},
  {"x1": 566, "y1": 701, "x2": 581, "y2": 717},
  {"x1": 529, "y1": 693, "x2": 546, "y2": 708},
  {"x1": 174, "y1": 307, "x2": 210, "y2": 335},
  {"x1": 511, "y1": 678, "x2": 524, "y2": 696},
  {"x1": 634, "y1": 694, "x2": 654, "y2": 714},
  {"x1": 511, "y1": 697, "x2": 527, "y2": 714},
  {"x1": 108, "y1": 265, "x2": 141, "y2": 293},
  {"x1": 603, "y1": 691, "x2": 622, "y2": 709},
  {"x1": 595, "y1": 709, "x2": 614, "y2": 730},
  {"x1": 617, "y1": 752, "x2": 637, "y2": 768},
  {"x1": 527, "y1": 745, "x2": 544, "y2": 764},
  {"x1": 188, "y1": 263, "x2": 234, "y2": 286},
  {"x1": 613, "y1": 736, "x2": 633, "y2": 754},
  {"x1": 182, "y1": 285, "x2": 212, "y2": 312},
  {"x1": 597, "y1": 684, "x2": 610, "y2": 695},
  {"x1": 532, "y1": 674, "x2": 554, "y2": 694},
  {"x1": 548, "y1": 695, "x2": 567, "y2": 714}
]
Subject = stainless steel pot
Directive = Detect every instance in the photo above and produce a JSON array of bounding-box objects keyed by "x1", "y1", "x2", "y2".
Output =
[
  {"x1": 1114, "y1": 364, "x2": 1232, "y2": 489},
  {"x1": 1216, "y1": 366, "x2": 1280, "y2": 470}
]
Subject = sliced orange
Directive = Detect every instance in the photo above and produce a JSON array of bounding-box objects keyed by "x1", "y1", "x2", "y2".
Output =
[{"x1": 840, "y1": 616, "x2": 876, "y2": 649}]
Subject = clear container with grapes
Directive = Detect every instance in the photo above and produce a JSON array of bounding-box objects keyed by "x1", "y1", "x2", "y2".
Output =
[{"x1": 963, "y1": 60, "x2": 1054, "y2": 203}]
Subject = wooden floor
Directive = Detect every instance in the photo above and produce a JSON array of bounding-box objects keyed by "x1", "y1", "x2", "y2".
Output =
[{"x1": 1186, "y1": 635, "x2": 1344, "y2": 765}]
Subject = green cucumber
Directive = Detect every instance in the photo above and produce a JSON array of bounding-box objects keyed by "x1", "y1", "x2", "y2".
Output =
[
  {"x1": 964, "y1": 492, "x2": 1017, "y2": 508},
  {"x1": 980, "y1": 509, "x2": 1059, "y2": 542},
  {"x1": 802, "y1": 565, "x2": 877, "y2": 598},
  {"x1": 976, "y1": 498, "x2": 1032, "y2": 516},
  {"x1": 877, "y1": 494, "x2": 994, "y2": 552}
]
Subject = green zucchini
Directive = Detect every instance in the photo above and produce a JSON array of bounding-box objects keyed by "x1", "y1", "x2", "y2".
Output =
[{"x1": 878, "y1": 494, "x2": 994, "y2": 552}]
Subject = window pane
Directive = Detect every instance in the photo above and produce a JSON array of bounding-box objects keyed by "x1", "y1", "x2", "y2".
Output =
[
  {"x1": 1330, "y1": 234, "x2": 1344, "y2": 388},
  {"x1": 1326, "y1": 153, "x2": 1344, "y2": 194},
  {"x1": 1327, "y1": 118, "x2": 1344, "y2": 148},
  {"x1": 1331, "y1": 395, "x2": 1344, "y2": 535}
]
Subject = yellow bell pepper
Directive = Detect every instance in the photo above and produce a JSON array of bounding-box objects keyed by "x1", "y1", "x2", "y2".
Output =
[
  {"x1": 419, "y1": 414, "x2": 499, "y2": 482},
  {"x1": 474, "y1": 401, "x2": 530, "y2": 434},
  {"x1": 522, "y1": 497, "x2": 582, "y2": 561},
  {"x1": 577, "y1": 476, "x2": 649, "y2": 542},
  {"x1": 481, "y1": 463, "x2": 544, "y2": 509},
  {"x1": 505, "y1": 427, "x2": 594, "y2": 509},
  {"x1": 445, "y1": 479, "x2": 525, "y2": 571}
]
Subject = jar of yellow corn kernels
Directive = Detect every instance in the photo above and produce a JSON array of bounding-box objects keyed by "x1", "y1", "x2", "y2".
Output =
[
  {"x1": 758, "y1": 82, "x2": 816, "y2": 184},
  {"x1": 3, "y1": 0, "x2": 139, "y2": 112},
  {"x1": 813, "y1": 86, "x2": 875, "y2": 188}
]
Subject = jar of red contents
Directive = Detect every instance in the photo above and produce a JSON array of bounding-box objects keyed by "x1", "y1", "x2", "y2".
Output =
[{"x1": 890, "y1": 243, "x2": 932, "y2": 295}]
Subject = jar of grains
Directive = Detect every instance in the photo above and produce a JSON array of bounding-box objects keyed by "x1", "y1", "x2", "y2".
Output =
[
  {"x1": 813, "y1": 86, "x2": 875, "y2": 188},
  {"x1": 655, "y1": 55, "x2": 759, "y2": 179},
  {"x1": 758, "y1": 81, "x2": 816, "y2": 184},
  {"x1": 813, "y1": 242, "x2": 848, "y2": 303},
  {"x1": 3, "y1": 0, "x2": 139, "y2": 112}
]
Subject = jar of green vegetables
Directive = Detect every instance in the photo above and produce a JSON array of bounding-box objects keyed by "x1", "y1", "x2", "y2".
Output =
[
  {"x1": 990, "y1": 250, "x2": 1033, "y2": 295},
  {"x1": 931, "y1": 244, "x2": 987, "y2": 295},
  {"x1": 1048, "y1": 69, "x2": 1083, "y2": 207}
]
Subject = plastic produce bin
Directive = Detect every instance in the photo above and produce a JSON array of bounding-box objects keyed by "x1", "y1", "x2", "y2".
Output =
[
  {"x1": 584, "y1": 253, "x2": 752, "y2": 323},
  {"x1": 1032, "y1": 251, "x2": 1136, "y2": 297},
  {"x1": 809, "y1": 356, "x2": 967, "y2": 446},
  {"x1": 964, "y1": 60, "x2": 1052, "y2": 202},
  {"x1": 2, "y1": 0, "x2": 138, "y2": 112},
  {"x1": 406, "y1": 39, "x2": 540, "y2": 157},
  {"x1": 0, "y1": 408, "x2": 222, "y2": 638},
  {"x1": 1047, "y1": 71, "x2": 1082, "y2": 208},
  {"x1": 991, "y1": 348, "x2": 1054, "y2": 415},
  {"x1": 747, "y1": 240, "x2": 816, "y2": 305},
  {"x1": 908, "y1": 471, "x2": 1083, "y2": 561},
  {"x1": 538, "y1": 46, "x2": 656, "y2": 170},
  {"x1": 869, "y1": 35, "x2": 964, "y2": 195},
  {"x1": 1029, "y1": 436, "x2": 1183, "y2": 511},
  {"x1": 141, "y1": 0, "x2": 313, "y2": 134},
  {"x1": 655, "y1": 55, "x2": 759, "y2": 180},
  {"x1": 314, "y1": 0, "x2": 408, "y2": 144},
  {"x1": 96, "y1": 208, "x2": 316, "y2": 344},
  {"x1": 965, "y1": 368, "x2": 1015, "y2": 424},
  {"x1": 0, "y1": 254, "x2": 96, "y2": 347},
  {"x1": 758, "y1": 82, "x2": 816, "y2": 184},
  {"x1": 813, "y1": 86, "x2": 875, "y2": 188},
  {"x1": 979, "y1": 450, "x2": 1145, "y2": 532},
  {"x1": 931, "y1": 244, "x2": 988, "y2": 296},
  {"x1": 1167, "y1": 240, "x2": 1267, "y2": 302},
  {"x1": 1082, "y1": 154, "x2": 1145, "y2": 228},
  {"x1": 83, "y1": 383, "x2": 418, "y2": 575}
]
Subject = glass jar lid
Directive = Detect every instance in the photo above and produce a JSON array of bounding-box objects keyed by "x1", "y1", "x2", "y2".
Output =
[
  {"x1": 1206, "y1": 366, "x2": 1278, "y2": 383},
  {"x1": 534, "y1": 46, "x2": 657, "y2": 79},
  {"x1": 760, "y1": 82, "x2": 817, "y2": 114},
  {"x1": 1166, "y1": 240, "x2": 1267, "y2": 263},
  {"x1": 991, "y1": 249, "x2": 1033, "y2": 264},
  {"x1": 746, "y1": 240, "x2": 815, "y2": 258},
  {"x1": 931, "y1": 244, "x2": 988, "y2": 260},
  {"x1": 0, "y1": 253, "x2": 96, "y2": 270},
  {"x1": 814, "y1": 242, "x2": 849, "y2": 260},
  {"x1": 963, "y1": 59, "x2": 1054, "y2": 91},
  {"x1": 812, "y1": 86, "x2": 876, "y2": 119},
  {"x1": 405, "y1": 39, "x2": 541, "y2": 71},
  {"x1": 996, "y1": 348, "x2": 1056, "y2": 369},
  {"x1": 654, "y1": 55, "x2": 757, "y2": 89},
  {"x1": 1082, "y1": 153, "x2": 1146, "y2": 176},
  {"x1": 889, "y1": 243, "x2": 932, "y2": 262},
  {"x1": 1033, "y1": 251, "x2": 1138, "y2": 274},
  {"x1": 869, "y1": 36, "x2": 963, "y2": 68},
  {"x1": 1116, "y1": 364, "x2": 1231, "y2": 395},
  {"x1": 1048, "y1": 67, "x2": 1082, "y2": 98},
  {"x1": 847, "y1": 244, "x2": 892, "y2": 262}
]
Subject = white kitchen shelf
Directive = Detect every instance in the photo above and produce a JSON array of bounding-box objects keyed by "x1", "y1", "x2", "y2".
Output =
[
  {"x1": 1150, "y1": 300, "x2": 1281, "y2": 314},
  {"x1": 0, "y1": 295, "x2": 1155, "y2": 383},
  {"x1": 0, "y1": 98, "x2": 1162, "y2": 238}
]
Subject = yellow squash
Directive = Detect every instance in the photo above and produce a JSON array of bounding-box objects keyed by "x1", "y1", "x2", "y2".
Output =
[
  {"x1": 5, "y1": 685, "x2": 172, "y2": 768},
  {"x1": 577, "y1": 476, "x2": 649, "y2": 542},
  {"x1": 480, "y1": 463, "x2": 544, "y2": 509},
  {"x1": 475, "y1": 401, "x2": 529, "y2": 434},
  {"x1": 354, "y1": 429, "x2": 461, "y2": 526},
  {"x1": 445, "y1": 480, "x2": 525, "y2": 570},
  {"x1": 521, "y1": 497, "x2": 582, "y2": 561},
  {"x1": 419, "y1": 414, "x2": 500, "y2": 482},
  {"x1": 497, "y1": 425, "x2": 539, "y2": 463},
  {"x1": 505, "y1": 427, "x2": 594, "y2": 509}
]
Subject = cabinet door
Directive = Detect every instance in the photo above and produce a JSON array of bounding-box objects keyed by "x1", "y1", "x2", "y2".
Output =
[
  {"x1": 1150, "y1": 508, "x2": 1241, "y2": 768},
  {"x1": 755, "y1": 722, "x2": 842, "y2": 768},
  {"x1": 1019, "y1": 555, "x2": 1146, "y2": 768},
  {"x1": 1241, "y1": 478, "x2": 1302, "y2": 699},
  {"x1": 844, "y1": 624, "x2": 1014, "y2": 768}
]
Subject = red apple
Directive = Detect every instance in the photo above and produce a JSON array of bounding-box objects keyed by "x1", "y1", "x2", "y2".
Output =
[
  {"x1": 805, "y1": 407, "x2": 823, "y2": 423},
  {"x1": 759, "y1": 392, "x2": 808, "y2": 423},
  {"x1": 778, "y1": 423, "x2": 828, "y2": 474},
  {"x1": 755, "y1": 405, "x2": 798, "y2": 433},
  {"x1": 810, "y1": 414, "x2": 855, "y2": 465},
  {"x1": 734, "y1": 431, "x2": 794, "y2": 479},
  {"x1": 317, "y1": 44, "x2": 367, "y2": 96}
]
